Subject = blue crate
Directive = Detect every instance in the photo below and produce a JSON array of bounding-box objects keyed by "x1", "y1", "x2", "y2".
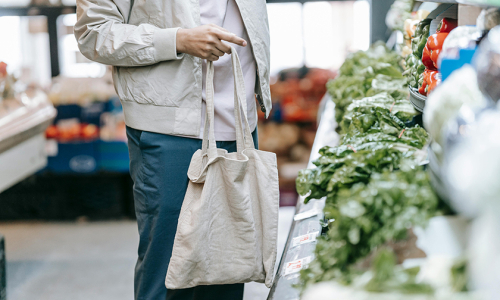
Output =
[
  {"x1": 54, "y1": 101, "x2": 108, "y2": 125},
  {"x1": 98, "y1": 141, "x2": 130, "y2": 173},
  {"x1": 81, "y1": 102, "x2": 106, "y2": 125},
  {"x1": 47, "y1": 141, "x2": 99, "y2": 174},
  {"x1": 53, "y1": 104, "x2": 81, "y2": 124},
  {"x1": 104, "y1": 96, "x2": 123, "y2": 113}
]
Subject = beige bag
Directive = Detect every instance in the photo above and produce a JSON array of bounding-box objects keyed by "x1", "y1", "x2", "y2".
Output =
[{"x1": 165, "y1": 48, "x2": 280, "y2": 289}]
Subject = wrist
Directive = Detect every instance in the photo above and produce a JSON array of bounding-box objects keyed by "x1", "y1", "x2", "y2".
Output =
[{"x1": 176, "y1": 28, "x2": 187, "y2": 54}]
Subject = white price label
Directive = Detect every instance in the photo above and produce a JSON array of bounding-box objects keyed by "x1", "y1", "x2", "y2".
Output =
[
  {"x1": 294, "y1": 201, "x2": 323, "y2": 221},
  {"x1": 283, "y1": 256, "x2": 313, "y2": 276},
  {"x1": 291, "y1": 231, "x2": 319, "y2": 248}
]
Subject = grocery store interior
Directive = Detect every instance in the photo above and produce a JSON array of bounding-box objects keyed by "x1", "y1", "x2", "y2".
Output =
[{"x1": 1, "y1": 0, "x2": 500, "y2": 299}]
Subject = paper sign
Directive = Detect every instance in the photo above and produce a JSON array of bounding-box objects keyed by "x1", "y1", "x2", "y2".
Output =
[
  {"x1": 283, "y1": 256, "x2": 313, "y2": 276},
  {"x1": 291, "y1": 231, "x2": 319, "y2": 248}
]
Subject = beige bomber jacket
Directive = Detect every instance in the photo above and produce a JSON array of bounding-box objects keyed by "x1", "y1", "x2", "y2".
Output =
[{"x1": 74, "y1": 0, "x2": 271, "y2": 136}]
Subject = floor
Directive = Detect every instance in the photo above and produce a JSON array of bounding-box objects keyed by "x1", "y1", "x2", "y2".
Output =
[{"x1": 0, "y1": 207, "x2": 295, "y2": 300}]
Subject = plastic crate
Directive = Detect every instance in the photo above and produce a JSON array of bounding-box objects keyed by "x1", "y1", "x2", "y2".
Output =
[
  {"x1": 81, "y1": 102, "x2": 106, "y2": 125},
  {"x1": 53, "y1": 104, "x2": 81, "y2": 124},
  {"x1": 98, "y1": 141, "x2": 129, "y2": 172},
  {"x1": 54, "y1": 102, "x2": 107, "y2": 125},
  {"x1": 47, "y1": 141, "x2": 99, "y2": 174},
  {"x1": 0, "y1": 235, "x2": 5, "y2": 300}
]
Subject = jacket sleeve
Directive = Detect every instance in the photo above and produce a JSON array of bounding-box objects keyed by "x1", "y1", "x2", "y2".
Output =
[{"x1": 74, "y1": 0, "x2": 184, "y2": 67}]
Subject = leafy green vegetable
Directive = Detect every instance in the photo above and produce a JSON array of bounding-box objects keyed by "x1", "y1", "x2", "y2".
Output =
[
  {"x1": 296, "y1": 145, "x2": 419, "y2": 203},
  {"x1": 451, "y1": 258, "x2": 469, "y2": 292},
  {"x1": 328, "y1": 43, "x2": 405, "y2": 124},
  {"x1": 295, "y1": 43, "x2": 441, "y2": 295},
  {"x1": 300, "y1": 167, "x2": 440, "y2": 290},
  {"x1": 342, "y1": 106, "x2": 429, "y2": 149},
  {"x1": 364, "y1": 250, "x2": 434, "y2": 294},
  {"x1": 341, "y1": 93, "x2": 417, "y2": 129}
]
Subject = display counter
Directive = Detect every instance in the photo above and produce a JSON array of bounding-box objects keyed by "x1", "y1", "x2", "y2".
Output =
[
  {"x1": 0, "y1": 91, "x2": 56, "y2": 193},
  {"x1": 267, "y1": 94, "x2": 338, "y2": 300}
]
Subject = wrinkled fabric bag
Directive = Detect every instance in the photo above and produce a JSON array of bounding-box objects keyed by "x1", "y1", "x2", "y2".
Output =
[{"x1": 165, "y1": 48, "x2": 279, "y2": 289}]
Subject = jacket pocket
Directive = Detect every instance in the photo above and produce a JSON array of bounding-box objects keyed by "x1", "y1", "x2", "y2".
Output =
[{"x1": 114, "y1": 60, "x2": 197, "y2": 107}]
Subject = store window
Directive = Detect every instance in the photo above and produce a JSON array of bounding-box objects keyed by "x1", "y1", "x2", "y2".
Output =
[
  {"x1": 0, "y1": 15, "x2": 51, "y2": 86},
  {"x1": 268, "y1": 0, "x2": 370, "y2": 75},
  {"x1": 58, "y1": 14, "x2": 106, "y2": 78}
]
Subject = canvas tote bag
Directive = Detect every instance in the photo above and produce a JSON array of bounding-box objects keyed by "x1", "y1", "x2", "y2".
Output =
[{"x1": 165, "y1": 48, "x2": 280, "y2": 289}]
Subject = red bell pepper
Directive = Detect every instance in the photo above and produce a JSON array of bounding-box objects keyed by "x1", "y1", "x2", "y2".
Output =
[
  {"x1": 437, "y1": 18, "x2": 458, "y2": 33},
  {"x1": 422, "y1": 44, "x2": 435, "y2": 70},
  {"x1": 419, "y1": 69, "x2": 439, "y2": 96},
  {"x1": 423, "y1": 32, "x2": 449, "y2": 70}
]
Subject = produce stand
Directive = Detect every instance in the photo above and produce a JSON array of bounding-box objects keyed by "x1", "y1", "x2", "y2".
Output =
[
  {"x1": 267, "y1": 94, "x2": 339, "y2": 300},
  {"x1": 267, "y1": 0, "x2": 500, "y2": 298}
]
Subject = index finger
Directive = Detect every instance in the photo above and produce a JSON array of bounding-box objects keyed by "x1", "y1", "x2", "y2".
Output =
[{"x1": 216, "y1": 31, "x2": 247, "y2": 47}]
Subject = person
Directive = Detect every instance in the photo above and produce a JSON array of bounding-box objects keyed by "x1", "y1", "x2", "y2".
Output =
[{"x1": 74, "y1": 0, "x2": 271, "y2": 300}]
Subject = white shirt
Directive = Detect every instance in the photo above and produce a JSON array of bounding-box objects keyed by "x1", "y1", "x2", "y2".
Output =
[{"x1": 198, "y1": 0, "x2": 257, "y2": 141}]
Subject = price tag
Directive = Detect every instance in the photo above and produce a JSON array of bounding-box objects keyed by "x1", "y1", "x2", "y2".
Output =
[
  {"x1": 291, "y1": 231, "x2": 319, "y2": 248},
  {"x1": 283, "y1": 256, "x2": 313, "y2": 276},
  {"x1": 293, "y1": 201, "x2": 323, "y2": 221}
]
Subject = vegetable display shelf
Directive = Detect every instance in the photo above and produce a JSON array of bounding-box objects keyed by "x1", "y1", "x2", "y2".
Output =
[
  {"x1": 409, "y1": 87, "x2": 427, "y2": 112},
  {"x1": 267, "y1": 94, "x2": 339, "y2": 300}
]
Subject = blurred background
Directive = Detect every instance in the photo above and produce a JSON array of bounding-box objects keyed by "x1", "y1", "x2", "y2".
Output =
[
  {"x1": 7, "y1": 1, "x2": 500, "y2": 300},
  {"x1": 0, "y1": 1, "x2": 380, "y2": 299}
]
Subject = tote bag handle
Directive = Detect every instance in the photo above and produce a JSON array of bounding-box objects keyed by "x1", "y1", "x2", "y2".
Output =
[{"x1": 201, "y1": 47, "x2": 255, "y2": 156}]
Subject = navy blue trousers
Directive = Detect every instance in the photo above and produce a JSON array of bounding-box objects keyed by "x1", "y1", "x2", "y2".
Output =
[{"x1": 127, "y1": 126, "x2": 258, "y2": 300}]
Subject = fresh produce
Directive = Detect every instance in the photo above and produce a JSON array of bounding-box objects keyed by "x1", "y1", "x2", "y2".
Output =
[
  {"x1": 411, "y1": 20, "x2": 431, "y2": 58},
  {"x1": 415, "y1": 18, "x2": 457, "y2": 96},
  {"x1": 327, "y1": 43, "x2": 404, "y2": 124},
  {"x1": 300, "y1": 166, "x2": 440, "y2": 290},
  {"x1": 418, "y1": 69, "x2": 439, "y2": 96},
  {"x1": 45, "y1": 122, "x2": 100, "y2": 142},
  {"x1": 45, "y1": 125, "x2": 59, "y2": 139},
  {"x1": 0, "y1": 62, "x2": 6, "y2": 78},
  {"x1": 402, "y1": 10, "x2": 431, "y2": 57},
  {"x1": 404, "y1": 19, "x2": 431, "y2": 89},
  {"x1": 404, "y1": 17, "x2": 457, "y2": 95},
  {"x1": 297, "y1": 106, "x2": 428, "y2": 204},
  {"x1": 386, "y1": 0, "x2": 414, "y2": 33},
  {"x1": 341, "y1": 92, "x2": 418, "y2": 130},
  {"x1": 268, "y1": 67, "x2": 335, "y2": 123},
  {"x1": 296, "y1": 43, "x2": 443, "y2": 296},
  {"x1": 422, "y1": 33, "x2": 449, "y2": 70},
  {"x1": 404, "y1": 54, "x2": 425, "y2": 88},
  {"x1": 296, "y1": 145, "x2": 418, "y2": 203},
  {"x1": 437, "y1": 18, "x2": 458, "y2": 34}
]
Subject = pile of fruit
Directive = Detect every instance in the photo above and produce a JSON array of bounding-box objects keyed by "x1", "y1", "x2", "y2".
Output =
[
  {"x1": 45, "y1": 121, "x2": 99, "y2": 142},
  {"x1": 267, "y1": 67, "x2": 336, "y2": 123}
]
